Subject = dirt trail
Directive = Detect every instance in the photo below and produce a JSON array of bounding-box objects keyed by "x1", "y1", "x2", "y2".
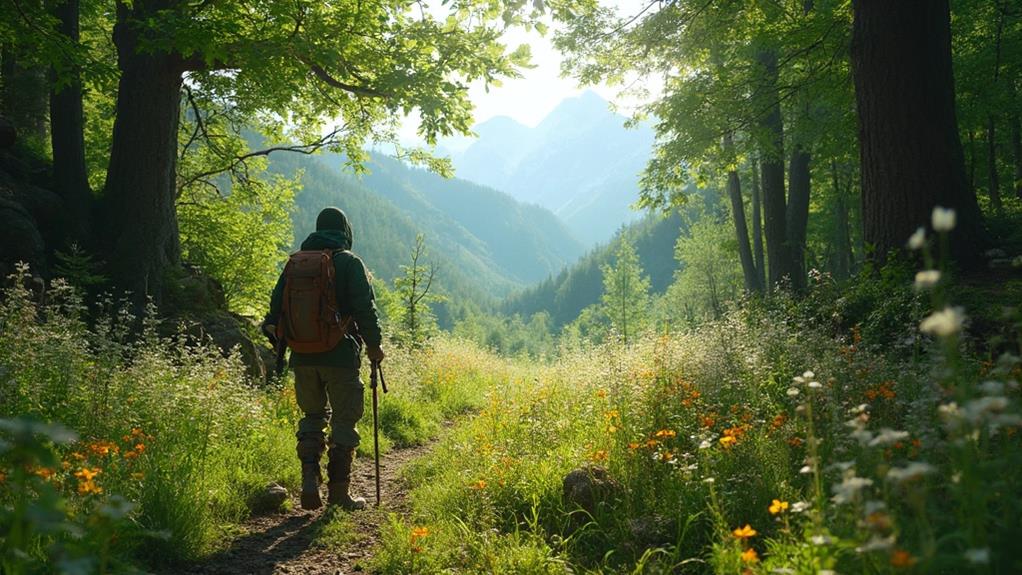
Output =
[{"x1": 181, "y1": 443, "x2": 431, "y2": 575}]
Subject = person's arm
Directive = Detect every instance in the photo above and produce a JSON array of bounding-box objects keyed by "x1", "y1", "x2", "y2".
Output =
[
  {"x1": 262, "y1": 272, "x2": 286, "y2": 342},
  {"x1": 344, "y1": 256, "x2": 384, "y2": 360}
]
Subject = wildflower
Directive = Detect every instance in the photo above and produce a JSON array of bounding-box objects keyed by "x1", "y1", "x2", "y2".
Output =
[
  {"x1": 732, "y1": 524, "x2": 757, "y2": 539},
  {"x1": 741, "y1": 548, "x2": 759, "y2": 563},
  {"x1": 591, "y1": 450, "x2": 609, "y2": 462},
  {"x1": 919, "y1": 306, "x2": 965, "y2": 337},
  {"x1": 931, "y1": 206, "x2": 956, "y2": 232},
  {"x1": 698, "y1": 439, "x2": 712, "y2": 449},
  {"x1": 645, "y1": 439, "x2": 660, "y2": 448},
  {"x1": 979, "y1": 381, "x2": 1005, "y2": 395},
  {"x1": 410, "y1": 526, "x2": 429, "y2": 540},
  {"x1": 78, "y1": 480, "x2": 103, "y2": 495},
  {"x1": 770, "y1": 413, "x2": 786, "y2": 430},
  {"x1": 808, "y1": 381, "x2": 822, "y2": 389},
  {"x1": 719, "y1": 435, "x2": 737, "y2": 448},
  {"x1": 886, "y1": 462, "x2": 936, "y2": 484},
  {"x1": 831, "y1": 474, "x2": 873, "y2": 504},
  {"x1": 74, "y1": 467, "x2": 100, "y2": 482},
  {"x1": 907, "y1": 227, "x2": 926, "y2": 250},
  {"x1": 964, "y1": 548, "x2": 990, "y2": 565},
  {"x1": 654, "y1": 429, "x2": 676, "y2": 439},
  {"x1": 470, "y1": 479, "x2": 487, "y2": 490},
  {"x1": 791, "y1": 501, "x2": 811, "y2": 513},
  {"x1": 768, "y1": 499, "x2": 789, "y2": 515},
  {"x1": 914, "y1": 270, "x2": 941, "y2": 290},
  {"x1": 701, "y1": 415, "x2": 716, "y2": 428},
  {"x1": 131, "y1": 427, "x2": 143, "y2": 437},
  {"x1": 595, "y1": 389, "x2": 607, "y2": 398},
  {"x1": 786, "y1": 387, "x2": 800, "y2": 397},
  {"x1": 869, "y1": 428, "x2": 910, "y2": 447},
  {"x1": 788, "y1": 436, "x2": 803, "y2": 447},
  {"x1": 890, "y1": 549, "x2": 917, "y2": 568},
  {"x1": 604, "y1": 410, "x2": 619, "y2": 420},
  {"x1": 811, "y1": 534, "x2": 833, "y2": 546},
  {"x1": 628, "y1": 442, "x2": 641, "y2": 450},
  {"x1": 33, "y1": 467, "x2": 55, "y2": 480},
  {"x1": 131, "y1": 472, "x2": 145, "y2": 481}
]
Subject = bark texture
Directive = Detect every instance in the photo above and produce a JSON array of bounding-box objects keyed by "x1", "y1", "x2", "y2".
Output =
[
  {"x1": 726, "y1": 169, "x2": 761, "y2": 294},
  {"x1": 103, "y1": 2, "x2": 186, "y2": 302},
  {"x1": 786, "y1": 146, "x2": 811, "y2": 290},
  {"x1": 751, "y1": 159, "x2": 765, "y2": 290},
  {"x1": 756, "y1": 49, "x2": 795, "y2": 289},
  {"x1": 851, "y1": 0, "x2": 985, "y2": 264},
  {"x1": 49, "y1": 0, "x2": 92, "y2": 244}
]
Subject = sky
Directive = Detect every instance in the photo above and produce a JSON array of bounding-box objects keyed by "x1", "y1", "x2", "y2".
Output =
[{"x1": 397, "y1": 3, "x2": 655, "y2": 147}]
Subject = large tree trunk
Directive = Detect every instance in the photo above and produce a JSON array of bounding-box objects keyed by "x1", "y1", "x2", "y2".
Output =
[
  {"x1": 751, "y1": 158, "x2": 766, "y2": 290},
  {"x1": 1012, "y1": 110, "x2": 1022, "y2": 201},
  {"x1": 786, "y1": 146, "x2": 811, "y2": 290},
  {"x1": 986, "y1": 115, "x2": 1002, "y2": 214},
  {"x1": 756, "y1": 49, "x2": 795, "y2": 289},
  {"x1": 831, "y1": 160, "x2": 852, "y2": 280},
  {"x1": 851, "y1": 0, "x2": 984, "y2": 265},
  {"x1": 49, "y1": 0, "x2": 91, "y2": 244},
  {"x1": 727, "y1": 168, "x2": 762, "y2": 294},
  {"x1": 102, "y1": 4, "x2": 185, "y2": 303}
]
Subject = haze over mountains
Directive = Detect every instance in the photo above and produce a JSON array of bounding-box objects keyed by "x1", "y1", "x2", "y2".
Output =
[{"x1": 440, "y1": 90, "x2": 655, "y2": 245}]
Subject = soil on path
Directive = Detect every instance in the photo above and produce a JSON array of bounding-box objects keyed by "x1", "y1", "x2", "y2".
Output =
[{"x1": 180, "y1": 443, "x2": 431, "y2": 575}]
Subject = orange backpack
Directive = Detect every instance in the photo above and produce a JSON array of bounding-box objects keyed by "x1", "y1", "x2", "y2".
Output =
[{"x1": 276, "y1": 250, "x2": 351, "y2": 354}]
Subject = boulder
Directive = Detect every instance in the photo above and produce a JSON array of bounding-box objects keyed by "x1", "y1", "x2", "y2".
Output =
[
  {"x1": 0, "y1": 197, "x2": 46, "y2": 277},
  {"x1": 248, "y1": 482, "x2": 289, "y2": 515},
  {"x1": 562, "y1": 465, "x2": 622, "y2": 514}
]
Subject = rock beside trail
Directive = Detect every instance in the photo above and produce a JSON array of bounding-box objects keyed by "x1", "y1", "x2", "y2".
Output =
[
  {"x1": 562, "y1": 466, "x2": 622, "y2": 514},
  {"x1": 248, "y1": 483, "x2": 289, "y2": 515}
]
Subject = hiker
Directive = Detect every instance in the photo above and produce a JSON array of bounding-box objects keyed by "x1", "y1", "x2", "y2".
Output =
[{"x1": 261, "y1": 207, "x2": 385, "y2": 511}]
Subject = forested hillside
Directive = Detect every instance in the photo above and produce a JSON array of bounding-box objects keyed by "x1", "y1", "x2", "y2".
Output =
[
  {"x1": 442, "y1": 91, "x2": 654, "y2": 244},
  {"x1": 267, "y1": 151, "x2": 583, "y2": 303}
]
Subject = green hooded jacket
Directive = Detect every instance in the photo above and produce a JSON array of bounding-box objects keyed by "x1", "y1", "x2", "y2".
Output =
[{"x1": 266, "y1": 226, "x2": 383, "y2": 369}]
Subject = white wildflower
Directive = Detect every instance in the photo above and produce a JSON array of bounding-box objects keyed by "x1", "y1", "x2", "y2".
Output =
[
  {"x1": 886, "y1": 462, "x2": 936, "y2": 484},
  {"x1": 932, "y1": 206, "x2": 956, "y2": 232},
  {"x1": 919, "y1": 306, "x2": 966, "y2": 337},
  {"x1": 702, "y1": 477, "x2": 715, "y2": 484},
  {"x1": 810, "y1": 534, "x2": 833, "y2": 546},
  {"x1": 978, "y1": 381, "x2": 1004, "y2": 396},
  {"x1": 799, "y1": 465, "x2": 812, "y2": 475},
  {"x1": 856, "y1": 535, "x2": 896, "y2": 553},
  {"x1": 791, "y1": 501, "x2": 811, "y2": 513},
  {"x1": 914, "y1": 270, "x2": 941, "y2": 290},
  {"x1": 698, "y1": 439, "x2": 712, "y2": 450},
  {"x1": 869, "y1": 428, "x2": 910, "y2": 447},
  {"x1": 907, "y1": 227, "x2": 927, "y2": 250},
  {"x1": 832, "y1": 475, "x2": 873, "y2": 504},
  {"x1": 803, "y1": 370, "x2": 815, "y2": 380},
  {"x1": 849, "y1": 428, "x2": 874, "y2": 445},
  {"x1": 787, "y1": 387, "x2": 800, "y2": 397},
  {"x1": 964, "y1": 548, "x2": 990, "y2": 565},
  {"x1": 808, "y1": 381, "x2": 823, "y2": 389},
  {"x1": 962, "y1": 396, "x2": 1010, "y2": 424}
]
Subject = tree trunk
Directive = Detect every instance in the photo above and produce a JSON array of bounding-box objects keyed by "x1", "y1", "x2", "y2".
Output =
[
  {"x1": 751, "y1": 158, "x2": 766, "y2": 290},
  {"x1": 102, "y1": 4, "x2": 185, "y2": 303},
  {"x1": 786, "y1": 145, "x2": 811, "y2": 290},
  {"x1": 727, "y1": 168, "x2": 762, "y2": 294},
  {"x1": 1012, "y1": 110, "x2": 1022, "y2": 200},
  {"x1": 831, "y1": 160, "x2": 852, "y2": 280},
  {"x1": 49, "y1": 0, "x2": 91, "y2": 244},
  {"x1": 986, "y1": 115, "x2": 1002, "y2": 214},
  {"x1": 850, "y1": 0, "x2": 984, "y2": 265},
  {"x1": 756, "y1": 48, "x2": 794, "y2": 289},
  {"x1": 967, "y1": 128, "x2": 976, "y2": 193}
]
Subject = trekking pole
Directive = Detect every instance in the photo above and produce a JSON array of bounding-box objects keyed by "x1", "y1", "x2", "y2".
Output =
[{"x1": 370, "y1": 360, "x2": 388, "y2": 506}]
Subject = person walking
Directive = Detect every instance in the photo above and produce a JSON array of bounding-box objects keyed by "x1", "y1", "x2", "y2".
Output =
[{"x1": 262, "y1": 207, "x2": 385, "y2": 511}]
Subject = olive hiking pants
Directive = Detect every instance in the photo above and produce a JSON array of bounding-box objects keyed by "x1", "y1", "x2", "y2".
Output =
[{"x1": 293, "y1": 366, "x2": 365, "y2": 449}]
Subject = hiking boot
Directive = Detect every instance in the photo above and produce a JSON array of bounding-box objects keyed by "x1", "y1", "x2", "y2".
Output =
[
  {"x1": 300, "y1": 463, "x2": 323, "y2": 510},
  {"x1": 326, "y1": 447, "x2": 367, "y2": 510},
  {"x1": 297, "y1": 437, "x2": 326, "y2": 510}
]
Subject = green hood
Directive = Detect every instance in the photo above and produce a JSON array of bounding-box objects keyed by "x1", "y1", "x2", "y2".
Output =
[{"x1": 300, "y1": 228, "x2": 352, "y2": 251}]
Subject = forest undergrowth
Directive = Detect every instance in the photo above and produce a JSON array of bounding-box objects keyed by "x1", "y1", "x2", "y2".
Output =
[{"x1": 0, "y1": 264, "x2": 511, "y2": 573}]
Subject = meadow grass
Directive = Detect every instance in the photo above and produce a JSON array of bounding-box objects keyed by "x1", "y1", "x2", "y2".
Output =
[
  {"x1": 372, "y1": 276, "x2": 1021, "y2": 573},
  {"x1": 0, "y1": 265, "x2": 505, "y2": 572}
]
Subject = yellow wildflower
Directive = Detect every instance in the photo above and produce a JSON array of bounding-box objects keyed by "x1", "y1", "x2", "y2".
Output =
[
  {"x1": 719, "y1": 435, "x2": 737, "y2": 448},
  {"x1": 654, "y1": 429, "x2": 677, "y2": 439},
  {"x1": 769, "y1": 499, "x2": 789, "y2": 515},
  {"x1": 410, "y1": 526, "x2": 429, "y2": 540},
  {"x1": 732, "y1": 524, "x2": 757, "y2": 539}
]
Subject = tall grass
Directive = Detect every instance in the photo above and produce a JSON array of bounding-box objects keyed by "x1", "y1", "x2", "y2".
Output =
[{"x1": 372, "y1": 244, "x2": 1022, "y2": 573}]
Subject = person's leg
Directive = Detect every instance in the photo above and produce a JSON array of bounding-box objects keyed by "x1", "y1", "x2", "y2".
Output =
[
  {"x1": 322, "y1": 367, "x2": 366, "y2": 509},
  {"x1": 293, "y1": 366, "x2": 329, "y2": 510}
]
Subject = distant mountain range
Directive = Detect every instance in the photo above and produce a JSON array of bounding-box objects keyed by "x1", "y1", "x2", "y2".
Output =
[
  {"x1": 439, "y1": 90, "x2": 655, "y2": 245},
  {"x1": 266, "y1": 151, "x2": 585, "y2": 304}
]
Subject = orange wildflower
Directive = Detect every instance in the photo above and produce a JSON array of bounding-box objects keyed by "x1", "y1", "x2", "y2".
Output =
[
  {"x1": 701, "y1": 415, "x2": 717, "y2": 429},
  {"x1": 470, "y1": 479, "x2": 487, "y2": 490},
  {"x1": 890, "y1": 550, "x2": 917, "y2": 568},
  {"x1": 410, "y1": 526, "x2": 429, "y2": 540},
  {"x1": 74, "y1": 467, "x2": 100, "y2": 482},
  {"x1": 33, "y1": 467, "x2": 55, "y2": 480},
  {"x1": 591, "y1": 450, "x2": 609, "y2": 462},
  {"x1": 741, "y1": 548, "x2": 759, "y2": 563},
  {"x1": 628, "y1": 442, "x2": 641, "y2": 450},
  {"x1": 732, "y1": 524, "x2": 757, "y2": 539},
  {"x1": 770, "y1": 413, "x2": 787, "y2": 430},
  {"x1": 654, "y1": 429, "x2": 677, "y2": 439}
]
